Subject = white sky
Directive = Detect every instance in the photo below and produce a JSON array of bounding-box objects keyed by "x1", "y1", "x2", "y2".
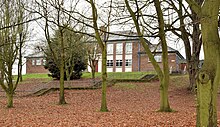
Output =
[{"x1": 26, "y1": 0, "x2": 205, "y2": 60}]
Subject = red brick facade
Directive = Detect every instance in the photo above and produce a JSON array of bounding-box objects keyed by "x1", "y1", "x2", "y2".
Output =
[
  {"x1": 103, "y1": 40, "x2": 185, "y2": 73},
  {"x1": 26, "y1": 57, "x2": 49, "y2": 74}
]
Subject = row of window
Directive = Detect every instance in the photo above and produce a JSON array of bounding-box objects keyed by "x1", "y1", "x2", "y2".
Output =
[
  {"x1": 107, "y1": 59, "x2": 132, "y2": 67},
  {"x1": 107, "y1": 43, "x2": 132, "y2": 54},
  {"x1": 32, "y1": 59, "x2": 46, "y2": 66}
]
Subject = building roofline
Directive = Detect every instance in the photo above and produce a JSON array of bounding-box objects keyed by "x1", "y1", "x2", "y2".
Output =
[{"x1": 138, "y1": 50, "x2": 185, "y2": 59}]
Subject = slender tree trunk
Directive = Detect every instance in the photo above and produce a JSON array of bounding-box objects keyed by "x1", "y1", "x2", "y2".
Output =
[
  {"x1": 91, "y1": 66, "x2": 95, "y2": 79},
  {"x1": 59, "y1": 30, "x2": 66, "y2": 105},
  {"x1": 188, "y1": 6, "x2": 202, "y2": 92},
  {"x1": 100, "y1": 46, "x2": 108, "y2": 112},
  {"x1": 18, "y1": 33, "x2": 23, "y2": 82},
  {"x1": 6, "y1": 92, "x2": 13, "y2": 108},
  {"x1": 89, "y1": 0, "x2": 108, "y2": 112},
  {"x1": 59, "y1": 65, "x2": 66, "y2": 104},
  {"x1": 66, "y1": 69, "x2": 70, "y2": 81},
  {"x1": 188, "y1": 56, "x2": 199, "y2": 92}
]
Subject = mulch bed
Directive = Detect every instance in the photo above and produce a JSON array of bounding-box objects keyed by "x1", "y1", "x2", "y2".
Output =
[{"x1": 0, "y1": 77, "x2": 220, "y2": 126}]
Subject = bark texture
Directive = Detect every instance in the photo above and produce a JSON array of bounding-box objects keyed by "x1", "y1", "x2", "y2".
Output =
[{"x1": 186, "y1": 0, "x2": 220, "y2": 126}]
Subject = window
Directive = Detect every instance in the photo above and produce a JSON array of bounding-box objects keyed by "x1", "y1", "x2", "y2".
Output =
[
  {"x1": 125, "y1": 59, "x2": 132, "y2": 66},
  {"x1": 43, "y1": 59, "x2": 47, "y2": 65},
  {"x1": 154, "y1": 55, "x2": 162, "y2": 62},
  {"x1": 125, "y1": 43, "x2": 132, "y2": 54},
  {"x1": 107, "y1": 60, "x2": 113, "y2": 67},
  {"x1": 107, "y1": 44, "x2": 113, "y2": 54},
  {"x1": 32, "y1": 59, "x2": 35, "y2": 65},
  {"x1": 149, "y1": 55, "x2": 162, "y2": 62},
  {"x1": 116, "y1": 43, "x2": 123, "y2": 54},
  {"x1": 36, "y1": 59, "x2": 42, "y2": 65},
  {"x1": 116, "y1": 60, "x2": 123, "y2": 67}
]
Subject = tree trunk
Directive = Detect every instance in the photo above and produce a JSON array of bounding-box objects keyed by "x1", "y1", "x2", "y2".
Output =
[
  {"x1": 159, "y1": 78, "x2": 171, "y2": 112},
  {"x1": 188, "y1": 6, "x2": 202, "y2": 92},
  {"x1": 6, "y1": 92, "x2": 13, "y2": 108},
  {"x1": 91, "y1": 66, "x2": 95, "y2": 79},
  {"x1": 188, "y1": 55, "x2": 199, "y2": 92},
  {"x1": 59, "y1": 30, "x2": 66, "y2": 105},
  {"x1": 196, "y1": 73, "x2": 218, "y2": 127},
  {"x1": 196, "y1": 1, "x2": 220, "y2": 125},
  {"x1": 59, "y1": 66, "x2": 66, "y2": 105},
  {"x1": 154, "y1": 0, "x2": 172, "y2": 112},
  {"x1": 66, "y1": 69, "x2": 70, "y2": 81},
  {"x1": 100, "y1": 46, "x2": 108, "y2": 112}
]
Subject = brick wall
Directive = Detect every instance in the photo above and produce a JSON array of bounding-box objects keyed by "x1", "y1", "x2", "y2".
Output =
[
  {"x1": 26, "y1": 58, "x2": 49, "y2": 74},
  {"x1": 131, "y1": 41, "x2": 181, "y2": 72},
  {"x1": 95, "y1": 40, "x2": 184, "y2": 72}
]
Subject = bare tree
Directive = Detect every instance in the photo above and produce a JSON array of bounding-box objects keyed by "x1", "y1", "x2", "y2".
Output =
[
  {"x1": 86, "y1": 42, "x2": 100, "y2": 80},
  {"x1": 163, "y1": 0, "x2": 203, "y2": 92},
  {"x1": 86, "y1": 0, "x2": 114, "y2": 112},
  {"x1": 124, "y1": 0, "x2": 172, "y2": 112},
  {"x1": 0, "y1": 0, "x2": 28, "y2": 108},
  {"x1": 33, "y1": 0, "x2": 70, "y2": 104}
]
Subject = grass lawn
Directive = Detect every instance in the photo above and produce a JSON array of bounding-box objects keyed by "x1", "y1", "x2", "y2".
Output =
[{"x1": 16, "y1": 73, "x2": 52, "y2": 81}]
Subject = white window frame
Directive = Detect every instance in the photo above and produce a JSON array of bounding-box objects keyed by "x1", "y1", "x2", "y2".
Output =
[
  {"x1": 43, "y1": 59, "x2": 47, "y2": 65},
  {"x1": 116, "y1": 43, "x2": 123, "y2": 54},
  {"x1": 125, "y1": 59, "x2": 132, "y2": 66},
  {"x1": 36, "y1": 58, "x2": 42, "y2": 65},
  {"x1": 107, "y1": 44, "x2": 113, "y2": 54},
  {"x1": 116, "y1": 60, "x2": 123, "y2": 67},
  {"x1": 32, "y1": 59, "x2": 35, "y2": 65},
  {"x1": 125, "y1": 43, "x2": 132, "y2": 54}
]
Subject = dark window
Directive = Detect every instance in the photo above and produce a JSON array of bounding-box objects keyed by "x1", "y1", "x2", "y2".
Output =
[{"x1": 116, "y1": 60, "x2": 123, "y2": 66}]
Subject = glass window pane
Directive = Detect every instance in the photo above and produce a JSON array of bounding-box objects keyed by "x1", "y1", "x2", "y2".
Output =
[
  {"x1": 107, "y1": 44, "x2": 113, "y2": 54},
  {"x1": 126, "y1": 43, "x2": 132, "y2": 54},
  {"x1": 36, "y1": 59, "x2": 41, "y2": 65},
  {"x1": 116, "y1": 43, "x2": 123, "y2": 54}
]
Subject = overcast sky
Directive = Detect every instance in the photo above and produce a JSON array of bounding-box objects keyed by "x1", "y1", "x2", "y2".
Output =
[{"x1": 26, "y1": 0, "x2": 205, "y2": 59}]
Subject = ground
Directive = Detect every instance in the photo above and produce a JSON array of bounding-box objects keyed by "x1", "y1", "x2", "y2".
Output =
[{"x1": 0, "y1": 76, "x2": 220, "y2": 126}]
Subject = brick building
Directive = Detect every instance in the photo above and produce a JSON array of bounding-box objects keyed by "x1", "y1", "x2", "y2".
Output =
[
  {"x1": 25, "y1": 52, "x2": 49, "y2": 74},
  {"x1": 90, "y1": 31, "x2": 185, "y2": 73}
]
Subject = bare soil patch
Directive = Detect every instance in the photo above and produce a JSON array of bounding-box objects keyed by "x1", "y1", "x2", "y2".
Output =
[{"x1": 0, "y1": 76, "x2": 220, "y2": 126}]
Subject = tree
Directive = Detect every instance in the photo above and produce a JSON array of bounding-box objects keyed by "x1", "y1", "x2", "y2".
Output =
[
  {"x1": 87, "y1": 0, "x2": 114, "y2": 112},
  {"x1": 124, "y1": 0, "x2": 172, "y2": 112},
  {"x1": 164, "y1": 0, "x2": 203, "y2": 91},
  {"x1": 86, "y1": 42, "x2": 100, "y2": 80},
  {"x1": 185, "y1": 0, "x2": 220, "y2": 126},
  {"x1": 0, "y1": 0, "x2": 28, "y2": 108},
  {"x1": 33, "y1": 0, "x2": 69, "y2": 105},
  {"x1": 32, "y1": 0, "x2": 89, "y2": 104},
  {"x1": 44, "y1": 28, "x2": 87, "y2": 80}
]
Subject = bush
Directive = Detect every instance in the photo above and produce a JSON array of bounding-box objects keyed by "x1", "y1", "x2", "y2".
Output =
[{"x1": 44, "y1": 58, "x2": 86, "y2": 80}]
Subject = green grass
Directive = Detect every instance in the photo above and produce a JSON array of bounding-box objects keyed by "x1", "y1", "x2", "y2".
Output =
[
  {"x1": 16, "y1": 73, "x2": 52, "y2": 81},
  {"x1": 82, "y1": 71, "x2": 156, "y2": 80}
]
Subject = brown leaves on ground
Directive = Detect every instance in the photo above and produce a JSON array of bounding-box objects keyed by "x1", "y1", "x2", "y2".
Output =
[{"x1": 0, "y1": 76, "x2": 220, "y2": 126}]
